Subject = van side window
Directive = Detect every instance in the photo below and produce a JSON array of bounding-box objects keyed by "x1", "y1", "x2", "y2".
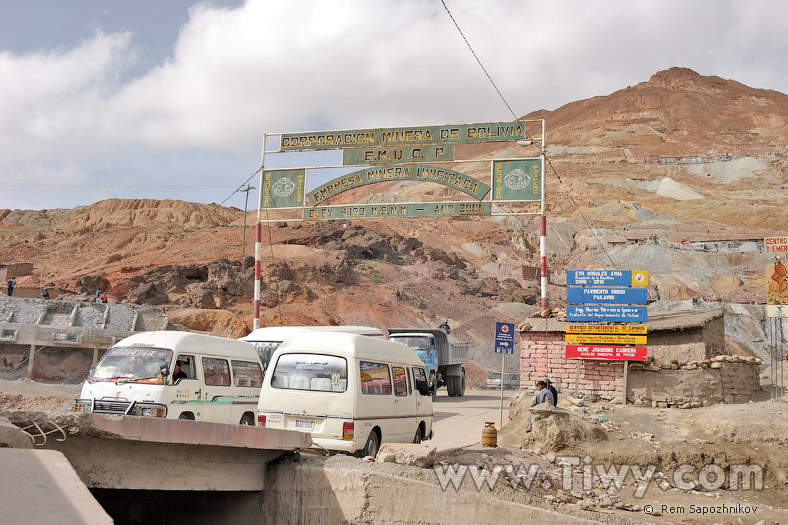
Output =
[
  {"x1": 270, "y1": 354, "x2": 348, "y2": 392},
  {"x1": 203, "y1": 357, "x2": 231, "y2": 386},
  {"x1": 392, "y1": 366, "x2": 408, "y2": 397},
  {"x1": 232, "y1": 360, "x2": 263, "y2": 388},
  {"x1": 360, "y1": 361, "x2": 392, "y2": 395}
]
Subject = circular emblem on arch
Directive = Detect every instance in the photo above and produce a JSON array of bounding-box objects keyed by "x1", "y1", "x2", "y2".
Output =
[
  {"x1": 503, "y1": 168, "x2": 529, "y2": 190},
  {"x1": 272, "y1": 177, "x2": 296, "y2": 198}
]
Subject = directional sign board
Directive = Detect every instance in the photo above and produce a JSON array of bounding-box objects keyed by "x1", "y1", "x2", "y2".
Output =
[
  {"x1": 495, "y1": 322, "x2": 515, "y2": 355},
  {"x1": 567, "y1": 270, "x2": 648, "y2": 287},
  {"x1": 565, "y1": 333, "x2": 647, "y2": 345},
  {"x1": 566, "y1": 324, "x2": 647, "y2": 334},
  {"x1": 567, "y1": 287, "x2": 648, "y2": 305},
  {"x1": 567, "y1": 305, "x2": 648, "y2": 323},
  {"x1": 565, "y1": 344, "x2": 648, "y2": 361}
]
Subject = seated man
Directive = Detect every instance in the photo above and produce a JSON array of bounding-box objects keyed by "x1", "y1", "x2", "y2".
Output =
[
  {"x1": 526, "y1": 380, "x2": 555, "y2": 432},
  {"x1": 172, "y1": 361, "x2": 188, "y2": 381}
]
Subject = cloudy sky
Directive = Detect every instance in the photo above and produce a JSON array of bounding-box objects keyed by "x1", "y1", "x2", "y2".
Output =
[{"x1": 1, "y1": 0, "x2": 786, "y2": 211}]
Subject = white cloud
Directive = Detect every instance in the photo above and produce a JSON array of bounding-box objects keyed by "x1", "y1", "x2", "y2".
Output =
[{"x1": 0, "y1": 0, "x2": 787, "y2": 210}]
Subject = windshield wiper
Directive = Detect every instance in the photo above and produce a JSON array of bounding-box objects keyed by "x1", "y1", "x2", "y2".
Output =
[{"x1": 117, "y1": 376, "x2": 161, "y2": 384}]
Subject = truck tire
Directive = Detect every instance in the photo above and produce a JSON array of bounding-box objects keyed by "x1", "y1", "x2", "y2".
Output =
[
  {"x1": 454, "y1": 369, "x2": 466, "y2": 397},
  {"x1": 430, "y1": 372, "x2": 437, "y2": 400},
  {"x1": 446, "y1": 374, "x2": 456, "y2": 396}
]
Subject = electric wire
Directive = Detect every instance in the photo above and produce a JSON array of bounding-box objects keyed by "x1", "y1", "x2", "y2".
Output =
[{"x1": 439, "y1": 0, "x2": 618, "y2": 270}]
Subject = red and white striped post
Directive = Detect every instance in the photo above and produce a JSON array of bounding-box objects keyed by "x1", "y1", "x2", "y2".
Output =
[
  {"x1": 253, "y1": 222, "x2": 262, "y2": 330},
  {"x1": 540, "y1": 215, "x2": 548, "y2": 309}
]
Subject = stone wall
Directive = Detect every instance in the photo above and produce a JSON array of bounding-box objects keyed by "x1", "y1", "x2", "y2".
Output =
[
  {"x1": 646, "y1": 316, "x2": 725, "y2": 359},
  {"x1": 627, "y1": 356, "x2": 761, "y2": 407},
  {"x1": 519, "y1": 332, "x2": 624, "y2": 401}
]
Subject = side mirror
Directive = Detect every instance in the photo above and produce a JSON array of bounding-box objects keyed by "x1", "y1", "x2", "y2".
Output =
[{"x1": 160, "y1": 364, "x2": 170, "y2": 378}]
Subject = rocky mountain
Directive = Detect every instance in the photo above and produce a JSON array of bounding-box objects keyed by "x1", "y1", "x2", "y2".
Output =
[{"x1": 1, "y1": 67, "x2": 786, "y2": 376}]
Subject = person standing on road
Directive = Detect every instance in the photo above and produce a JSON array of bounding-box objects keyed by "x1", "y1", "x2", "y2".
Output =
[
  {"x1": 6, "y1": 277, "x2": 16, "y2": 297},
  {"x1": 95, "y1": 289, "x2": 102, "y2": 303}
]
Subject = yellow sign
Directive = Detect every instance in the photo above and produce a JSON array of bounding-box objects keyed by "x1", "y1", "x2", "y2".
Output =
[
  {"x1": 566, "y1": 324, "x2": 647, "y2": 334},
  {"x1": 565, "y1": 333, "x2": 648, "y2": 345}
]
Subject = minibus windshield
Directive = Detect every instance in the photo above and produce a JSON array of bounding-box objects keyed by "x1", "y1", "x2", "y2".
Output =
[{"x1": 89, "y1": 346, "x2": 172, "y2": 384}]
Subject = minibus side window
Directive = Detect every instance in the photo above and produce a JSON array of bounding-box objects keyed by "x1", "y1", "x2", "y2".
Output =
[
  {"x1": 412, "y1": 366, "x2": 431, "y2": 396},
  {"x1": 232, "y1": 360, "x2": 263, "y2": 388},
  {"x1": 359, "y1": 361, "x2": 392, "y2": 395},
  {"x1": 203, "y1": 357, "x2": 231, "y2": 386},
  {"x1": 392, "y1": 366, "x2": 408, "y2": 397}
]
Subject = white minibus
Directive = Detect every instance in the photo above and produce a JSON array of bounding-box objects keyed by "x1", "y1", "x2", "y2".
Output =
[
  {"x1": 257, "y1": 332, "x2": 433, "y2": 457},
  {"x1": 241, "y1": 325, "x2": 385, "y2": 370},
  {"x1": 75, "y1": 331, "x2": 263, "y2": 425}
]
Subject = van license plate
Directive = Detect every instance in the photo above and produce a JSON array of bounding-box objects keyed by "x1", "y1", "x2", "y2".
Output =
[{"x1": 295, "y1": 419, "x2": 314, "y2": 431}]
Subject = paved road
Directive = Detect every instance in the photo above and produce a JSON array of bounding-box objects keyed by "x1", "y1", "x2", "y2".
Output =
[{"x1": 429, "y1": 388, "x2": 514, "y2": 451}]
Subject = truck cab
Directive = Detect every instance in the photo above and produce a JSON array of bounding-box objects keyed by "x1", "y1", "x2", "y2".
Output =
[{"x1": 388, "y1": 328, "x2": 468, "y2": 397}]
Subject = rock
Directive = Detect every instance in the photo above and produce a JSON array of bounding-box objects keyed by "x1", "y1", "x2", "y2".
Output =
[
  {"x1": 376, "y1": 443, "x2": 436, "y2": 468},
  {"x1": 710, "y1": 361, "x2": 723, "y2": 369},
  {"x1": 0, "y1": 417, "x2": 34, "y2": 449}
]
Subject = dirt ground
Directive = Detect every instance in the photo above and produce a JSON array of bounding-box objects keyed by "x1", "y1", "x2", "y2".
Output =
[{"x1": 1, "y1": 376, "x2": 786, "y2": 524}]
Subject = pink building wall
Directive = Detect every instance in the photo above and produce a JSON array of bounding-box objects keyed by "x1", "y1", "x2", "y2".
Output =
[{"x1": 519, "y1": 331, "x2": 625, "y2": 401}]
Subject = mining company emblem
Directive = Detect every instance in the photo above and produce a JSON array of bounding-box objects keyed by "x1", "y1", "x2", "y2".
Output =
[
  {"x1": 272, "y1": 177, "x2": 296, "y2": 198},
  {"x1": 503, "y1": 168, "x2": 529, "y2": 190}
]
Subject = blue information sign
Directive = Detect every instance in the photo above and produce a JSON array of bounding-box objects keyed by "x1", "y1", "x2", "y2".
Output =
[
  {"x1": 567, "y1": 270, "x2": 633, "y2": 286},
  {"x1": 567, "y1": 270, "x2": 648, "y2": 287},
  {"x1": 567, "y1": 305, "x2": 648, "y2": 323},
  {"x1": 567, "y1": 287, "x2": 648, "y2": 305},
  {"x1": 495, "y1": 322, "x2": 515, "y2": 355}
]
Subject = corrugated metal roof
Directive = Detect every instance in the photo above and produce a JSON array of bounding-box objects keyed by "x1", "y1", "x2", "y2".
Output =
[{"x1": 518, "y1": 307, "x2": 724, "y2": 334}]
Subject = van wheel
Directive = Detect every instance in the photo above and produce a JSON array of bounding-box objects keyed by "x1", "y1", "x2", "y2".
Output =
[
  {"x1": 413, "y1": 427, "x2": 422, "y2": 444},
  {"x1": 362, "y1": 430, "x2": 380, "y2": 458},
  {"x1": 240, "y1": 414, "x2": 254, "y2": 426},
  {"x1": 178, "y1": 412, "x2": 194, "y2": 420}
]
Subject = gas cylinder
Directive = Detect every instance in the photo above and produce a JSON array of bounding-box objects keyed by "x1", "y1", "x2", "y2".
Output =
[{"x1": 481, "y1": 421, "x2": 497, "y2": 447}]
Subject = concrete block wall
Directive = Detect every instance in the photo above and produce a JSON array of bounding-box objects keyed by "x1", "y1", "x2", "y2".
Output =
[{"x1": 519, "y1": 332, "x2": 624, "y2": 401}]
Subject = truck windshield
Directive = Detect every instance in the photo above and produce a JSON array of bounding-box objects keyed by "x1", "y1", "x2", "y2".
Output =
[
  {"x1": 89, "y1": 346, "x2": 172, "y2": 384},
  {"x1": 250, "y1": 341, "x2": 281, "y2": 370},
  {"x1": 390, "y1": 336, "x2": 431, "y2": 352}
]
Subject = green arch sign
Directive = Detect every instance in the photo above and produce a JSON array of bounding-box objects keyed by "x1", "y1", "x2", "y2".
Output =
[{"x1": 309, "y1": 164, "x2": 490, "y2": 205}]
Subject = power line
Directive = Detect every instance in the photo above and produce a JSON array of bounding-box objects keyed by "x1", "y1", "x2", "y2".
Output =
[
  {"x1": 439, "y1": 0, "x2": 618, "y2": 270},
  {"x1": 439, "y1": 0, "x2": 518, "y2": 121}
]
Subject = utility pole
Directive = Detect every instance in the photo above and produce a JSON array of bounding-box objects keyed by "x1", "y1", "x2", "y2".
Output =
[{"x1": 240, "y1": 184, "x2": 256, "y2": 254}]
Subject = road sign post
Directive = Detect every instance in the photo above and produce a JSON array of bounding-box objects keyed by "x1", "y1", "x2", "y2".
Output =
[{"x1": 495, "y1": 322, "x2": 515, "y2": 427}]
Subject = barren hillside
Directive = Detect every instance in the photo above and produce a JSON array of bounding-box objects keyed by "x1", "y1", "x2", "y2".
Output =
[{"x1": 1, "y1": 67, "x2": 786, "y2": 376}]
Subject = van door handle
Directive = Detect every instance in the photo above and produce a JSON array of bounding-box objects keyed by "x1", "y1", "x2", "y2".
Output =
[{"x1": 195, "y1": 389, "x2": 201, "y2": 397}]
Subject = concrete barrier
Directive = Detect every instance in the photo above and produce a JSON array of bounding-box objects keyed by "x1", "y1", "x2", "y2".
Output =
[{"x1": 0, "y1": 448, "x2": 112, "y2": 524}]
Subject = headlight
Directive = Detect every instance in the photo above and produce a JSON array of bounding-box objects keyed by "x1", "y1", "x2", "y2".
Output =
[
  {"x1": 137, "y1": 405, "x2": 167, "y2": 418},
  {"x1": 75, "y1": 399, "x2": 93, "y2": 413}
]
